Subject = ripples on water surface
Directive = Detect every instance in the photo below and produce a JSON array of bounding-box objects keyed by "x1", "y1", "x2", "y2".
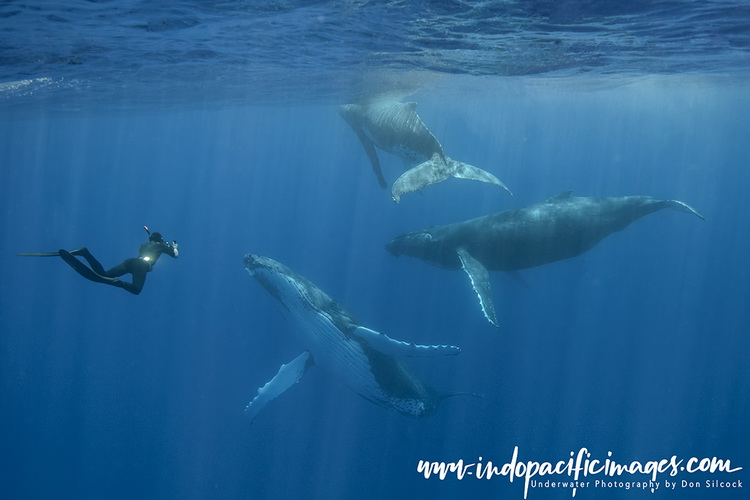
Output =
[
  {"x1": 2, "y1": 4, "x2": 750, "y2": 499},
  {"x1": 1, "y1": 0, "x2": 749, "y2": 108}
]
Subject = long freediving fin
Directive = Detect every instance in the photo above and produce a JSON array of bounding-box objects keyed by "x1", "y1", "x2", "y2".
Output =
[
  {"x1": 456, "y1": 247, "x2": 499, "y2": 328},
  {"x1": 245, "y1": 351, "x2": 314, "y2": 422},
  {"x1": 17, "y1": 248, "x2": 89, "y2": 257},
  {"x1": 58, "y1": 249, "x2": 119, "y2": 285}
]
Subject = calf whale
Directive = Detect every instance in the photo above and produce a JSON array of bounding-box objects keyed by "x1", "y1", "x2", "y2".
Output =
[
  {"x1": 243, "y1": 254, "x2": 462, "y2": 420},
  {"x1": 338, "y1": 100, "x2": 512, "y2": 202},
  {"x1": 386, "y1": 192, "x2": 705, "y2": 327}
]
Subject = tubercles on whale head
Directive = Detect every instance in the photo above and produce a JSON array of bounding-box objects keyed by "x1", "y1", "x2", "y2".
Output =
[
  {"x1": 243, "y1": 253, "x2": 290, "y2": 306},
  {"x1": 385, "y1": 231, "x2": 433, "y2": 257},
  {"x1": 243, "y1": 253, "x2": 266, "y2": 274}
]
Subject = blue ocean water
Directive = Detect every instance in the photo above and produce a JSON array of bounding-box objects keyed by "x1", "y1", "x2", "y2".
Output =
[{"x1": 1, "y1": 1, "x2": 749, "y2": 499}]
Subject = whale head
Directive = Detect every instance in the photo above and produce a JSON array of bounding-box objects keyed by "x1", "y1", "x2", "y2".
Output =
[
  {"x1": 244, "y1": 253, "x2": 356, "y2": 331},
  {"x1": 243, "y1": 253, "x2": 302, "y2": 310},
  {"x1": 386, "y1": 228, "x2": 466, "y2": 270},
  {"x1": 386, "y1": 230, "x2": 433, "y2": 254}
]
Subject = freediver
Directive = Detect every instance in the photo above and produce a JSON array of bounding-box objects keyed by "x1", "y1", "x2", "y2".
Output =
[{"x1": 17, "y1": 226, "x2": 179, "y2": 295}]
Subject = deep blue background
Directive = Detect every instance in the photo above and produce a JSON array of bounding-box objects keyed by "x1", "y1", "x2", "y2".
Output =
[{"x1": 1, "y1": 76, "x2": 749, "y2": 499}]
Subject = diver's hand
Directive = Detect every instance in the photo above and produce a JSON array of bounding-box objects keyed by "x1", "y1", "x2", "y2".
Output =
[{"x1": 172, "y1": 241, "x2": 179, "y2": 257}]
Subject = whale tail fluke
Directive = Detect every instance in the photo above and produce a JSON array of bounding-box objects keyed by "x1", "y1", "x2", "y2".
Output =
[
  {"x1": 449, "y1": 158, "x2": 513, "y2": 197},
  {"x1": 391, "y1": 154, "x2": 512, "y2": 203},
  {"x1": 664, "y1": 200, "x2": 706, "y2": 220},
  {"x1": 391, "y1": 157, "x2": 448, "y2": 203}
]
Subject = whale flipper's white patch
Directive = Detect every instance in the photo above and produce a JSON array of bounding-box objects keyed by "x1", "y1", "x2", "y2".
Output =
[
  {"x1": 352, "y1": 326, "x2": 460, "y2": 357},
  {"x1": 245, "y1": 351, "x2": 314, "y2": 422},
  {"x1": 457, "y1": 247, "x2": 499, "y2": 328}
]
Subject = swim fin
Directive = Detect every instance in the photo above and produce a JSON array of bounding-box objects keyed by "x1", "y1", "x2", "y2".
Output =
[
  {"x1": 17, "y1": 248, "x2": 89, "y2": 257},
  {"x1": 58, "y1": 249, "x2": 119, "y2": 285}
]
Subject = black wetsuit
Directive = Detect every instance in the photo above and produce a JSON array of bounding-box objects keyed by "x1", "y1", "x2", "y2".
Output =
[{"x1": 58, "y1": 239, "x2": 178, "y2": 295}]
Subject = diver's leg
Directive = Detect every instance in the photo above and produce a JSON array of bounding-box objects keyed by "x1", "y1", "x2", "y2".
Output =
[
  {"x1": 102, "y1": 259, "x2": 136, "y2": 278},
  {"x1": 113, "y1": 279, "x2": 143, "y2": 295},
  {"x1": 128, "y1": 269, "x2": 147, "y2": 295},
  {"x1": 111, "y1": 259, "x2": 149, "y2": 295}
]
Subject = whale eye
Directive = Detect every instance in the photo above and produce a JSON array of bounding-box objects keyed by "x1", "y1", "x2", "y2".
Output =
[{"x1": 418, "y1": 232, "x2": 433, "y2": 242}]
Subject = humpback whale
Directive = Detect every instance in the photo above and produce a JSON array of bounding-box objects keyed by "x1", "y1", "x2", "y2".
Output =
[
  {"x1": 338, "y1": 100, "x2": 512, "y2": 202},
  {"x1": 243, "y1": 254, "x2": 461, "y2": 420},
  {"x1": 386, "y1": 192, "x2": 705, "y2": 327}
]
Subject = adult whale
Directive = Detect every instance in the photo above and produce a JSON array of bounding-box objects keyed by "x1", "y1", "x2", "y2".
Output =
[
  {"x1": 386, "y1": 192, "x2": 705, "y2": 327},
  {"x1": 338, "y1": 100, "x2": 512, "y2": 202},
  {"x1": 243, "y1": 254, "x2": 462, "y2": 420}
]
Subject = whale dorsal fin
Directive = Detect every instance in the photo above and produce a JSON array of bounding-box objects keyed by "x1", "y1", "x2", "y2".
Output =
[
  {"x1": 546, "y1": 190, "x2": 574, "y2": 202},
  {"x1": 506, "y1": 270, "x2": 530, "y2": 289},
  {"x1": 456, "y1": 247, "x2": 498, "y2": 327},
  {"x1": 352, "y1": 326, "x2": 460, "y2": 357}
]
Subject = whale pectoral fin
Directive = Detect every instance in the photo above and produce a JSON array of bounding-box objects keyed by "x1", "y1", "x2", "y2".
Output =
[
  {"x1": 448, "y1": 159, "x2": 513, "y2": 196},
  {"x1": 354, "y1": 129, "x2": 387, "y2": 188},
  {"x1": 665, "y1": 200, "x2": 706, "y2": 220},
  {"x1": 456, "y1": 248, "x2": 499, "y2": 328},
  {"x1": 506, "y1": 270, "x2": 530, "y2": 289},
  {"x1": 352, "y1": 326, "x2": 461, "y2": 357},
  {"x1": 391, "y1": 155, "x2": 450, "y2": 203},
  {"x1": 245, "y1": 351, "x2": 314, "y2": 422}
]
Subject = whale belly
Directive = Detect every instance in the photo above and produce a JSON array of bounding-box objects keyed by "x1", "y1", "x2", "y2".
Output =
[{"x1": 285, "y1": 303, "x2": 403, "y2": 408}]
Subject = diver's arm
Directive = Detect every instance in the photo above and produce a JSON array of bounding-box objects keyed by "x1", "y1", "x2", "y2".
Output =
[{"x1": 167, "y1": 240, "x2": 179, "y2": 258}]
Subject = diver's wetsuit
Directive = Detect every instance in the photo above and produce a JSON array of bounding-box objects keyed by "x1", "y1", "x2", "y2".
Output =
[{"x1": 58, "y1": 236, "x2": 178, "y2": 295}]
